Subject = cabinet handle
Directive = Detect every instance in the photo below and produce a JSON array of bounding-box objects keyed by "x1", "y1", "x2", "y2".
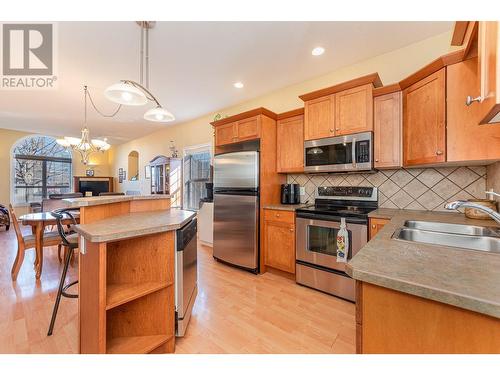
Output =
[
  {"x1": 375, "y1": 159, "x2": 379, "y2": 162},
  {"x1": 466, "y1": 95, "x2": 482, "y2": 106},
  {"x1": 335, "y1": 128, "x2": 340, "y2": 131},
  {"x1": 330, "y1": 128, "x2": 334, "y2": 132},
  {"x1": 290, "y1": 228, "x2": 294, "y2": 232},
  {"x1": 276, "y1": 213, "x2": 280, "y2": 217},
  {"x1": 371, "y1": 224, "x2": 376, "y2": 229},
  {"x1": 436, "y1": 150, "x2": 443, "y2": 155}
]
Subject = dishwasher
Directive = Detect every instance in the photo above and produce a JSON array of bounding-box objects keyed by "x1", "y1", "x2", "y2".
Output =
[{"x1": 175, "y1": 217, "x2": 198, "y2": 337}]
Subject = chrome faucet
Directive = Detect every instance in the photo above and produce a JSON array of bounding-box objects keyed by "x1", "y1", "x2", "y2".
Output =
[{"x1": 445, "y1": 191, "x2": 500, "y2": 225}]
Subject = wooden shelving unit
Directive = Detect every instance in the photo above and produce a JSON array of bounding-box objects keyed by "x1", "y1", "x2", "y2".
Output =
[
  {"x1": 107, "y1": 334, "x2": 172, "y2": 354},
  {"x1": 78, "y1": 197, "x2": 176, "y2": 354},
  {"x1": 106, "y1": 281, "x2": 172, "y2": 310}
]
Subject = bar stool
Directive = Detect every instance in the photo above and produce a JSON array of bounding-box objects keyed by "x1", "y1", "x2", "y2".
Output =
[{"x1": 47, "y1": 208, "x2": 79, "y2": 336}]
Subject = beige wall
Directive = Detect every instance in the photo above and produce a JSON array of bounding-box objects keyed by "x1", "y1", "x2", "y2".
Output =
[
  {"x1": 111, "y1": 30, "x2": 456, "y2": 194},
  {"x1": 0, "y1": 128, "x2": 111, "y2": 211}
]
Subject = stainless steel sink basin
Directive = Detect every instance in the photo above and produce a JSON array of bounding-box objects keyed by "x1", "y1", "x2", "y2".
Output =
[
  {"x1": 393, "y1": 227, "x2": 500, "y2": 253},
  {"x1": 403, "y1": 220, "x2": 500, "y2": 238}
]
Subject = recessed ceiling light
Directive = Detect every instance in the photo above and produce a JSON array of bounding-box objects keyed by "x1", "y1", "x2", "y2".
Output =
[
  {"x1": 233, "y1": 82, "x2": 244, "y2": 89},
  {"x1": 311, "y1": 47, "x2": 325, "y2": 56}
]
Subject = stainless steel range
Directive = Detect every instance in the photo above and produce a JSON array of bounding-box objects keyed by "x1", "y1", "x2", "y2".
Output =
[{"x1": 295, "y1": 186, "x2": 378, "y2": 301}]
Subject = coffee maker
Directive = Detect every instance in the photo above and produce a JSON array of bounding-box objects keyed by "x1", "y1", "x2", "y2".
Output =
[{"x1": 281, "y1": 184, "x2": 300, "y2": 204}]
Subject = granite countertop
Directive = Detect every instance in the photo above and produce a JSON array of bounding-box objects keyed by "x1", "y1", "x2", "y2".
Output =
[
  {"x1": 73, "y1": 208, "x2": 195, "y2": 242},
  {"x1": 63, "y1": 194, "x2": 171, "y2": 208},
  {"x1": 263, "y1": 204, "x2": 310, "y2": 212},
  {"x1": 346, "y1": 209, "x2": 500, "y2": 319},
  {"x1": 367, "y1": 208, "x2": 403, "y2": 220}
]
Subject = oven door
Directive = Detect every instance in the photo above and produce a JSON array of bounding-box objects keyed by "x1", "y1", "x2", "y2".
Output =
[
  {"x1": 296, "y1": 217, "x2": 367, "y2": 272},
  {"x1": 303, "y1": 132, "x2": 372, "y2": 173}
]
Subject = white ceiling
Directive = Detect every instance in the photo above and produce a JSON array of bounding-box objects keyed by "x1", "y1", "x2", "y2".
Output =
[{"x1": 0, "y1": 21, "x2": 453, "y2": 144}]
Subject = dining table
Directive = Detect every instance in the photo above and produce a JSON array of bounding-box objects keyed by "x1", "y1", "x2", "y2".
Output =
[{"x1": 19, "y1": 211, "x2": 80, "y2": 279}]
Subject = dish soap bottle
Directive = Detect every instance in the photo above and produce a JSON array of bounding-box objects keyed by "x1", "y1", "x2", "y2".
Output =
[{"x1": 336, "y1": 218, "x2": 349, "y2": 263}]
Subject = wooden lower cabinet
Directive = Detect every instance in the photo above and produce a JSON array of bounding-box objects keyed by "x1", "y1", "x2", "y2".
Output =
[
  {"x1": 368, "y1": 218, "x2": 389, "y2": 239},
  {"x1": 403, "y1": 68, "x2": 446, "y2": 166},
  {"x1": 263, "y1": 209, "x2": 295, "y2": 274},
  {"x1": 356, "y1": 282, "x2": 500, "y2": 353}
]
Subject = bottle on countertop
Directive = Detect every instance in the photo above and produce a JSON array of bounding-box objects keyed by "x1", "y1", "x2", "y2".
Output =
[{"x1": 336, "y1": 217, "x2": 349, "y2": 263}]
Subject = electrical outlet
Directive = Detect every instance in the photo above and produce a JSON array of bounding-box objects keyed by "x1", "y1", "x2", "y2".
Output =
[{"x1": 299, "y1": 186, "x2": 305, "y2": 195}]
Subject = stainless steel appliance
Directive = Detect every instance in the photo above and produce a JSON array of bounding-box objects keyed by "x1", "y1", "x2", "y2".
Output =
[
  {"x1": 281, "y1": 183, "x2": 300, "y2": 204},
  {"x1": 304, "y1": 131, "x2": 373, "y2": 173},
  {"x1": 175, "y1": 218, "x2": 198, "y2": 336},
  {"x1": 295, "y1": 186, "x2": 378, "y2": 301},
  {"x1": 213, "y1": 151, "x2": 260, "y2": 273}
]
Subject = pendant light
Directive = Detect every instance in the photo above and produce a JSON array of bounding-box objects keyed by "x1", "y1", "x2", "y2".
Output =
[
  {"x1": 57, "y1": 86, "x2": 111, "y2": 165},
  {"x1": 104, "y1": 21, "x2": 174, "y2": 122}
]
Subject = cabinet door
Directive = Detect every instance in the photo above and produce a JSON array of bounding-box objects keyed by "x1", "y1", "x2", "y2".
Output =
[
  {"x1": 277, "y1": 115, "x2": 304, "y2": 173},
  {"x1": 369, "y1": 218, "x2": 389, "y2": 239},
  {"x1": 447, "y1": 57, "x2": 500, "y2": 162},
  {"x1": 403, "y1": 69, "x2": 446, "y2": 166},
  {"x1": 335, "y1": 84, "x2": 373, "y2": 135},
  {"x1": 374, "y1": 92, "x2": 402, "y2": 168},
  {"x1": 215, "y1": 122, "x2": 237, "y2": 146},
  {"x1": 304, "y1": 95, "x2": 334, "y2": 140},
  {"x1": 237, "y1": 116, "x2": 260, "y2": 141},
  {"x1": 478, "y1": 21, "x2": 499, "y2": 123},
  {"x1": 264, "y1": 220, "x2": 295, "y2": 274}
]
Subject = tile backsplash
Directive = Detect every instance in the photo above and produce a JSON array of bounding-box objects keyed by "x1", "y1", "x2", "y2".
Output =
[{"x1": 287, "y1": 166, "x2": 487, "y2": 211}]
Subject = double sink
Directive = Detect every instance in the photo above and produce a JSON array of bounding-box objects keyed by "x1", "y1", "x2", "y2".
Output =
[{"x1": 393, "y1": 220, "x2": 500, "y2": 253}]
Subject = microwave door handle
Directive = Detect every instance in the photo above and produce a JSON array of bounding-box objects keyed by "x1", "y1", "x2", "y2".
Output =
[{"x1": 351, "y1": 138, "x2": 357, "y2": 168}]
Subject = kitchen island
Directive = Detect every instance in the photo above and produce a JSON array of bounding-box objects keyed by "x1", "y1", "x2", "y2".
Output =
[
  {"x1": 347, "y1": 210, "x2": 500, "y2": 354},
  {"x1": 64, "y1": 195, "x2": 195, "y2": 354}
]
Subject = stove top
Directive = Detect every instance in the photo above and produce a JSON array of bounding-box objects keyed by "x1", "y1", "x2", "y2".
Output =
[{"x1": 296, "y1": 186, "x2": 378, "y2": 222}]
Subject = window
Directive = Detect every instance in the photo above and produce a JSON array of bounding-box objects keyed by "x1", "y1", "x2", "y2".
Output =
[
  {"x1": 12, "y1": 135, "x2": 72, "y2": 204},
  {"x1": 183, "y1": 144, "x2": 211, "y2": 211}
]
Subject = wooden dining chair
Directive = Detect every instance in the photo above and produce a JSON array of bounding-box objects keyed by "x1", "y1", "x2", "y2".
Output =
[{"x1": 9, "y1": 204, "x2": 63, "y2": 281}]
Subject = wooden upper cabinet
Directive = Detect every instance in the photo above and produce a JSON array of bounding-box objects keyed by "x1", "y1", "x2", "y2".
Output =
[
  {"x1": 212, "y1": 108, "x2": 277, "y2": 147},
  {"x1": 304, "y1": 95, "x2": 334, "y2": 140},
  {"x1": 335, "y1": 84, "x2": 374, "y2": 135},
  {"x1": 478, "y1": 21, "x2": 500, "y2": 124},
  {"x1": 403, "y1": 68, "x2": 446, "y2": 166},
  {"x1": 236, "y1": 116, "x2": 261, "y2": 141},
  {"x1": 373, "y1": 91, "x2": 402, "y2": 168},
  {"x1": 447, "y1": 57, "x2": 500, "y2": 162},
  {"x1": 215, "y1": 122, "x2": 237, "y2": 146},
  {"x1": 300, "y1": 74, "x2": 382, "y2": 140},
  {"x1": 277, "y1": 110, "x2": 304, "y2": 173}
]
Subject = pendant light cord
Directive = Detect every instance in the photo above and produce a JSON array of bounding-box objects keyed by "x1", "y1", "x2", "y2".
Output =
[{"x1": 85, "y1": 85, "x2": 122, "y2": 118}]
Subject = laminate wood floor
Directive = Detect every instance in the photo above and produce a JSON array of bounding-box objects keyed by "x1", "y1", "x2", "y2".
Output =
[{"x1": 0, "y1": 227, "x2": 355, "y2": 354}]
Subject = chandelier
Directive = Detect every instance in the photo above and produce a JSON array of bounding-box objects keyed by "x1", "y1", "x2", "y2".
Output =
[
  {"x1": 56, "y1": 85, "x2": 110, "y2": 165},
  {"x1": 104, "y1": 21, "x2": 174, "y2": 122}
]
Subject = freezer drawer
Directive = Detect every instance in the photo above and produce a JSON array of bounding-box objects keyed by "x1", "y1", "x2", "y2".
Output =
[{"x1": 213, "y1": 193, "x2": 259, "y2": 271}]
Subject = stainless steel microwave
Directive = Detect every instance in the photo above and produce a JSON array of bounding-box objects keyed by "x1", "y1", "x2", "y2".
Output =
[{"x1": 304, "y1": 131, "x2": 373, "y2": 173}]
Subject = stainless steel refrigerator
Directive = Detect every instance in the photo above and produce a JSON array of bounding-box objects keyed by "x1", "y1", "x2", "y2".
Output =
[{"x1": 213, "y1": 151, "x2": 259, "y2": 273}]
